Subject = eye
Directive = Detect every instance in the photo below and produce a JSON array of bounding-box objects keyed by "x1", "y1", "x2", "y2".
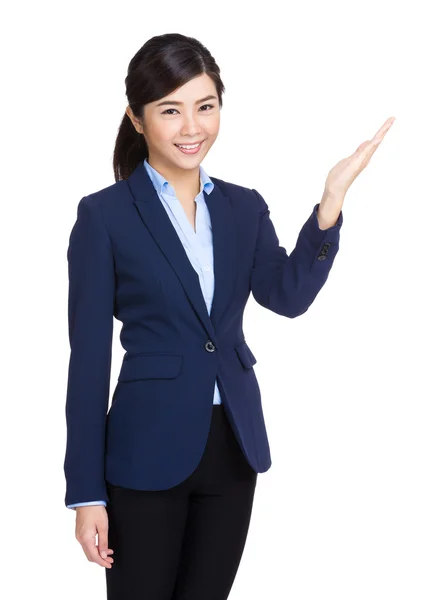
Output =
[{"x1": 161, "y1": 104, "x2": 215, "y2": 115}]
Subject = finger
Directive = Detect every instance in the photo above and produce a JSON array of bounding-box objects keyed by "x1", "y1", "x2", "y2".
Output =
[
  {"x1": 355, "y1": 141, "x2": 370, "y2": 153},
  {"x1": 97, "y1": 525, "x2": 110, "y2": 560},
  {"x1": 84, "y1": 542, "x2": 113, "y2": 568},
  {"x1": 357, "y1": 125, "x2": 391, "y2": 160},
  {"x1": 363, "y1": 136, "x2": 385, "y2": 168},
  {"x1": 97, "y1": 548, "x2": 114, "y2": 564},
  {"x1": 374, "y1": 116, "x2": 395, "y2": 139},
  {"x1": 371, "y1": 116, "x2": 396, "y2": 144},
  {"x1": 80, "y1": 536, "x2": 113, "y2": 569}
]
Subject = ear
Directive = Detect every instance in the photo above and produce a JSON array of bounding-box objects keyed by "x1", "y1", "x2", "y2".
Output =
[{"x1": 125, "y1": 105, "x2": 143, "y2": 134}]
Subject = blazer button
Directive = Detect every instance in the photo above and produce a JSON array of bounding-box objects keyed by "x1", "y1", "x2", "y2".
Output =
[
  {"x1": 205, "y1": 340, "x2": 216, "y2": 352},
  {"x1": 317, "y1": 255, "x2": 327, "y2": 261}
]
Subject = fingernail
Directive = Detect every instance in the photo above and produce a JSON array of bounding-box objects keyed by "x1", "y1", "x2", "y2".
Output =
[{"x1": 101, "y1": 551, "x2": 107, "y2": 558}]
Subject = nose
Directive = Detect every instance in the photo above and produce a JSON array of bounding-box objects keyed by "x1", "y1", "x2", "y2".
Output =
[{"x1": 180, "y1": 112, "x2": 202, "y2": 137}]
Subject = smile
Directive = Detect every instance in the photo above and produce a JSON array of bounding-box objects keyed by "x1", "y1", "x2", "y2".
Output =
[{"x1": 174, "y1": 140, "x2": 205, "y2": 154}]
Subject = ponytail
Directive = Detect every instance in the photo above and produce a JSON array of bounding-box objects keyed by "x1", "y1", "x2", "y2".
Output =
[{"x1": 113, "y1": 111, "x2": 148, "y2": 182}]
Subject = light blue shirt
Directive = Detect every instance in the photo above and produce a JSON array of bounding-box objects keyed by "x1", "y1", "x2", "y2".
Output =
[{"x1": 68, "y1": 158, "x2": 221, "y2": 509}]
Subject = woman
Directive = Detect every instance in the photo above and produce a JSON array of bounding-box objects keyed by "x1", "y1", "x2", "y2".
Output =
[{"x1": 63, "y1": 32, "x2": 395, "y2": 599}]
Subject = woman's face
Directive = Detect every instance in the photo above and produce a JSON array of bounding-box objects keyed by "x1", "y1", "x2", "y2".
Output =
[{"x1": 127, "y1": 73, "x2": 221, "y2": 172}]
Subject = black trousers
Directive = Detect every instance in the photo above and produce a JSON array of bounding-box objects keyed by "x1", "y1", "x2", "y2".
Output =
[{"x1": 105, "y1": 404, "x2": 258, "y2": 600}]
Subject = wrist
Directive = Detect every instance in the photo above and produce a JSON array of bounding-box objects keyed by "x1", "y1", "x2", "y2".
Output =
[{"x1": 317, "y1": 190, "x2": 344, "y2": 230}]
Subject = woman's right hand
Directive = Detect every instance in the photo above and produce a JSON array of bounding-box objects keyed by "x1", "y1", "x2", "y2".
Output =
[{"x1": 75, "y1": 505, "x2": 115, "y2": 568}]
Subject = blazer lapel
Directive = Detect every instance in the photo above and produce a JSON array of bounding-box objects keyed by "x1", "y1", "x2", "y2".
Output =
[
  {"x1": 204, "y1": 183, "x2": 237, "y2": 326},
  {"x1": 126, "y1": 162, "x2": 237, "y2": 342}
]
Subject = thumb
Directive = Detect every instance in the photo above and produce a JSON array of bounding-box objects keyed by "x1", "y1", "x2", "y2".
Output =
[{"x1": 354, "y1": 140, "x2": 370, "y2": 155}]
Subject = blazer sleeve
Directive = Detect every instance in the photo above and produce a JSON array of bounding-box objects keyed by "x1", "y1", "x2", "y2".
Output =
[
  {"x1": 250, "y1": 188, "x2": 343, "y2": 318},
  {"x1": 63, "y1": 196, "x2": 115, "y2": 507}
]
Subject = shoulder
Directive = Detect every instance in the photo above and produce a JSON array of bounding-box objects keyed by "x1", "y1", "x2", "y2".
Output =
[
  {"x1": 78, "y1": 179, "x2": 129, "y2": 213},
  {"x1": 72, "y1": 180, "x2": 132, "y2": 235},
  {"x1": 209, "y1": 175, "x2": 261, "y2": 210}
]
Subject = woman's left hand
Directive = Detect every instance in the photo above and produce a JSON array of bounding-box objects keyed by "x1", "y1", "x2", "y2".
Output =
[{"x1": 317, "y1": 116, "x2": 396, "y2": 229}]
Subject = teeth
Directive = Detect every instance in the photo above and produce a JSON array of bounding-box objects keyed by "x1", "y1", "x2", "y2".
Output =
[{"x1": 176, "y1": 142, "x2": 201, "y2": 149}]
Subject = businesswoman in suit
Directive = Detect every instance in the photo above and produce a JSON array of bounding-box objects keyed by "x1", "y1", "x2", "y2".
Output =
[{"x1": 63, "y1": 32, "x2": 395, "y2": 599}]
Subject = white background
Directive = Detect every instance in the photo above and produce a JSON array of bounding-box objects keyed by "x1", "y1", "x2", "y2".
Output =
[{"x1": 2, "y1": 1, "x2": 430, "y2": 598}]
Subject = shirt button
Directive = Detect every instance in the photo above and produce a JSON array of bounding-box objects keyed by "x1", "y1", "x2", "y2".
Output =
[{"x1": 203, "y1": 265, "x2": 211, "y2": 272}]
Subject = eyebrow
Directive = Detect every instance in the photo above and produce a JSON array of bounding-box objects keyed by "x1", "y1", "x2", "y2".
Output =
[{"x1": 155, "y1": 94, "x2": 218, "y2": 108}]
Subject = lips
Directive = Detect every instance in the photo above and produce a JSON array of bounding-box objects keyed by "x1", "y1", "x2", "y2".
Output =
[{"x1": 174, "y1": 140, "x2": 205, "y2": 154}]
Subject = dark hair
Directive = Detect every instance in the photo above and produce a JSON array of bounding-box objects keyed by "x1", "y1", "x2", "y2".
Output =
[{"x1": 113, "y1": 33, "x2": 225, "y2": 182}]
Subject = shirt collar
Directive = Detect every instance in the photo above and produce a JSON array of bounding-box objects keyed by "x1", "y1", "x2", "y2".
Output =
[{"x1": 143, "y1": 158, "x2": 214, "y2": 197}]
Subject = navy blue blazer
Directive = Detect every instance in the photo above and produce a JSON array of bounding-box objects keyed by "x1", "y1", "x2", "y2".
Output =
[{"x1": 63, "y1": 161, "x2": 343, "y2": 507}]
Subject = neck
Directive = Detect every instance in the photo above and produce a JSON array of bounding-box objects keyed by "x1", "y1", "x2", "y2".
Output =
[{"x1": 147, "y1": 156, "x2": 201, "y2": 199}]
